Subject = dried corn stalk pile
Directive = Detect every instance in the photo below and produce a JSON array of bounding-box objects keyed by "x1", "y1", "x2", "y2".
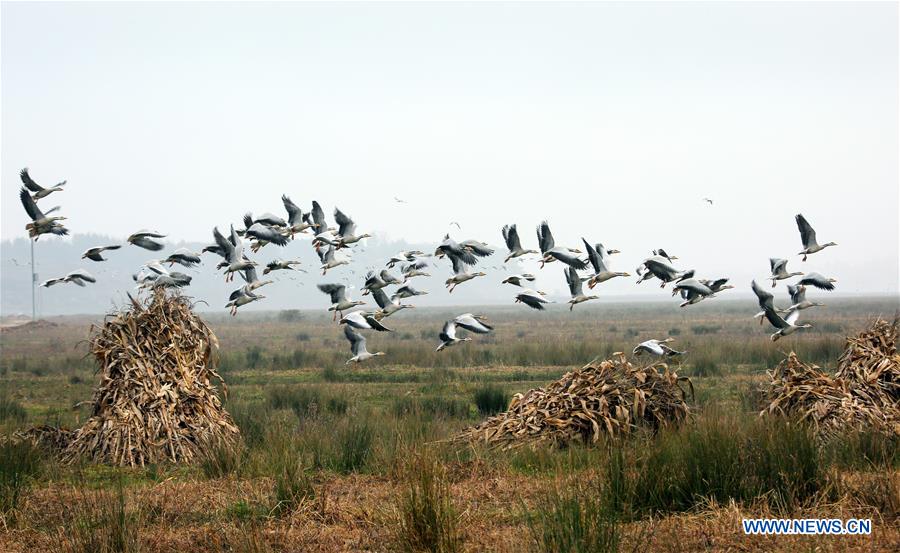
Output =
[
  {"x1": 762, "y1": 318, "x2": 900, "y2": 438},
  {"x1": 455, "y1": 354, "x2": 693, "y2": 448},
  {"x1": 62, "y1": 290, "x2": 239, "y2": 466}
]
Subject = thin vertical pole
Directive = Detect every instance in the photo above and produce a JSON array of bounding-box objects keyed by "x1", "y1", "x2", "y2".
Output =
[{"x1": 30, "y1": 238, "x2": 36, "y2": 321}]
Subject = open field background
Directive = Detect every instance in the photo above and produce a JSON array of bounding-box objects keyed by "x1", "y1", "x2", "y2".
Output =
[{"x1": 1, "y1": 297, "x2": 898, "y2": 552}]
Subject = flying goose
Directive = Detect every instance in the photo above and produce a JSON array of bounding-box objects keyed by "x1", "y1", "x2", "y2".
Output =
[
  {"x1": 763, "y1": 307, "x2": 812, "y2": 341},
  {"x1": 768, "y1": 258, "x2": 803, "y2": 288},
  {"x1": 400, "y1": 260, "x2": 430, "y2": 279},
  {"x1": 282, "y1": 195, "x2": 314, "y2": 235},
  {"x1": 127, "y1": 230, "x2": 166, "y2": 251},
  {"x1": 245, "y1": 222, "x2": 289, "y2": 247},
  {"x1": 20, "y1": 188, "x2": 68, "y2": 239},
  {"x1": 583, "y1": 239, "x2": 630, "y2": 288},
  {"x1": 318, "y1": 283, "x2": 365, "y2": 321},
  {"x1": 263, "y1": 259, "x2": 303, "y2": 274},
  {"x1": 213, "y1": 226, "x2": 255, "y2": 281},
  {"x1": 380, "y1": 269, "x2": 404, "y2": 287},
  {"x1": 164, "y1": 248, "x2": 202, "y2": 268},
  {"x1": 565, "y1": 266, "x2": 598, "y2": 310},
  {"x1": 362, "y1": 270, "x2": 389, "y2": 295},
  {"x1": 515, "y1": 288, "x2": 551, "y2": 310},
  {"x1": 796, "y1": 214, "x2": 836, "y2": 261},
  {"x1": 226, "y1": 289, "x2": 264, "y2": 316},
  {"x1": 371, "y1": 288, "x2": 412, "y2": 318},
  {"x1": 41, "y1": 269, "x2": 96, "y2": 288},
  {"x1": 340, "y1": 310, "x2": 393, "y2": 331},
  {"x1": 787, "y1": 284, "x2": 824, "y2": 311},
  {"x1": 82, "y1": 245, "x2": 121, "y2": 262},
  {"x1": 344, "y1": 325, "x2": 385, "y2": 364},
  {"x1": 637, "y1": 257, "x2": 693, "y2": 288},
  {"x1": 434, "y1": 235, "x2": 479, "y2": 265},
  {"x1": 20, "y1": 168, "x2": 66, "y2": 200},
  {"x1": 537, "y1": 221, "x2": 587, "y2": 270},
  {"x1": 392, "y1": 284, "x2": 428, "y2": 301},
  {"x1": 796, "y1": 272, "x2": 837, "y2": 291},
  {"x1": 671, "y1": 278, "x2": 715, "y2": 307},
  {"x1": 501, "y1": 224, "x2": 538, "y2": 262},
  {"x1": 333, "y1": 207, "x2": 372, "y2": 247},
  {"x1": 152, "y1": 271, "x2": 193, "y2": 289},
  {"x1": 632, "y1": 338, "x2": 685, "y2": 357},
  {"x1": 387, "y1": 251, "x2": 426, "y2": 268},
  {"x1": 445, "y1": 253, "x2": 486, "y2": 293},
  {"x1": 436, "y1": 320, "x2": 471, "y2": 351},
  {"x1": 502, "y1": 274, "x2": 536, "y2": 287},
  {"x1": 318, "y1": 246, "x2": 350, "y2": 275}
]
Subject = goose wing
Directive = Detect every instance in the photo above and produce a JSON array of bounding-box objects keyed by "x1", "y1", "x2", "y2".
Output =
[
  {"x1": 537, "y1": 221, "x2": 555, "y2": 253},
  {"x1": 310, "y1": 201, "x2": 327, "y2": 231},
  {"x1": 551, "y1": 249, "x2": 588, "y2": 270},
  {"x1": 344, "y1": 325, "x2": 367, "y2": 356},
  {"x1": 502, "y1": 224, "x2": 522, "y2": 252},
  {"x1": 769, "y1": 258, "x2": 788, "y2": 275},
  {"x1": 787, "y1": 284, "x2": 804, "y2": 305},
  {"x1": 582, "y1": 238, "x2": 602, "y2": 273},
  {"x1": 448, "y1": 251, "x2": 466, "y2": 275},
  {"x1": 19, "y1": 188, "x2": 44, "y2": 221},
  {"x1": 751, "y1": 280, "x2": 775, "y2": 310},
  {"x1": 798, "y1": 272, "x2": 834, "y2": 291},
  {"x1": 282, "y1": 195, "x2": 302, "y2": 224},
  {"x1": 565, "y1": 266, "x2": 582, "y2": 297},
  {"x1": 763, "y1": 306, "x2": 789, "y2": 329},
  {"x1": 318, "y1": 283, "x2": 348, "y2": 304},
  {"x1": 454, "y1": 314, "x2": 492, "y2": 334},
  {"x1": 334, "y1": 207, "x2": 356, "y2": 237},
  {"x1": 795, "y1": 214, "x2": 817, "y2": 248},
  {"x1": 213, "y1": 227, "x2": 237, "y2": 263},
  {"x1": 439, "y1": 320, "x2": 458, "y2": 342},
  {"x1": 460, "y1": 240, "x2": 494, "y2": 257},
  {"x1": 20, "y1": 168, "x2": 45, "y2": 193},
  {"x1": 371, "y1": 287, "x2": 391, "y2": 309}
]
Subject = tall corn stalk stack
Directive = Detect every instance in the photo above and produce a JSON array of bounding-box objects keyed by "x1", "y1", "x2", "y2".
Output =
[
  {"x1": 62, "y1": 289, "x2": 239, "y2": 466},
  {"x1": 762, "y1": 318, "x2": 900, "y2": 438},
  {"x1": 455, "y1": 353, "x2": 693, "y2": 448}
]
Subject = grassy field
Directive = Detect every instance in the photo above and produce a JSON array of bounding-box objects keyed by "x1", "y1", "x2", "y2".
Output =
[{"x1": 1, "y1": 297, "x2": 898, "y2": 552}]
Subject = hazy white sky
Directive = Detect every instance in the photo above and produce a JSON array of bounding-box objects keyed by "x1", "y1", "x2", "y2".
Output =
[{"x1": 2, "y1": 2, "x2": 898, "y2": 296}]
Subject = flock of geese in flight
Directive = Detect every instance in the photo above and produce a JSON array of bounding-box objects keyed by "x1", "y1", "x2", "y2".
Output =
[{"x1": 18, "y1": 167, "x2": 839, "y2": 363}]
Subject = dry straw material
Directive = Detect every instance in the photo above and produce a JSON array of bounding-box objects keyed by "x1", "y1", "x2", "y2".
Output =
[
  {"x1": 61, "y1": 289, "x2": 238, "y2": 466},
  {"x1": 455, "y1": 354, "x2": 693, "y2": 448},
  {"x1": 762, "y1": 318, "x2": 900, "y2": 438}
]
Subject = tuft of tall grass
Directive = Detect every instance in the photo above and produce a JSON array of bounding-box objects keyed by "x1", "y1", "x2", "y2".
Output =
[
  {"x1": 392, "y1": 396, "x2": 471, "y2": 420},
  {"x1": 199, "y1": 438, "x2": 244, "y2": 479},
  {"x1": 606, "y1": 413, "x2": 823, "y2": 516},
  {"x1": 267, "y1": 385, "x2": 350, "y2": 419},
  {"x1": 0, "y1": 437, "x2": 44, "y2": 522},
  {"x1": 392, "y1": 452, "x2": 461, "y2": 553},
  {"x1": 334, "y1": 421, "x2": 374, "y2": 474},
  {"x1": 0, "y1": 389, "x2": 27, "y2": 423},
  {"x1": 50, "y1": 476, "x2": 141, "y2": 553},
  {"x1": 823, "y1": 430, "x2": 899, "y2": 470},
  {"x1": 525, "y1": 478, "x2": 620, "y2": 553},
  {"x1": 473, "y1": 385, "x2": 507, "y2": 417}
]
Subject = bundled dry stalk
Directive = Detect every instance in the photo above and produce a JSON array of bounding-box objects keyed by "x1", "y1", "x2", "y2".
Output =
[
  {"x1": 62, "y1": 289, "x2": 239, "y2": 466},
  {"x1": 455, "y1": 354, "x2": 693, "y2": 448},
  {"x1": 762, "y1": 318, "x2": 900, "y2": 438}
]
